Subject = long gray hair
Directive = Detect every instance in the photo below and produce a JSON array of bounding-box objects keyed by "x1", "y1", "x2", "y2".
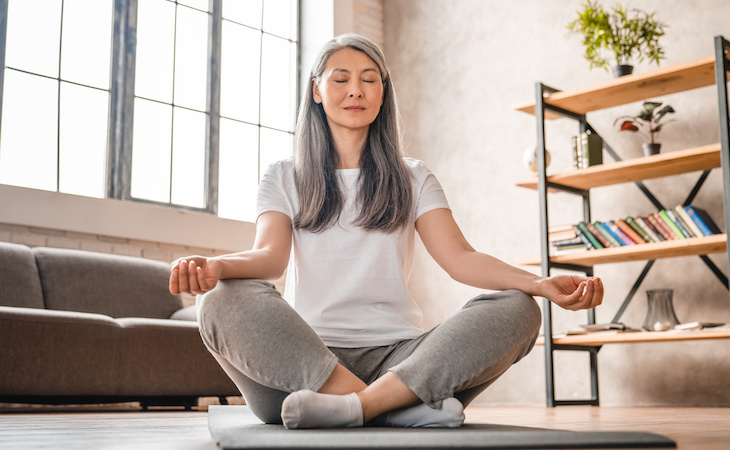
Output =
[{"x1": 292, "y1": 34, "x2": 413, "y2": 233}]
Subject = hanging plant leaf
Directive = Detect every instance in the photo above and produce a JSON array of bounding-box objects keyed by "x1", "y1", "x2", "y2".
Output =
[
  {"x1": 619, "y1": 120, "x2": 640, "y2": 132},
  {"x1": 654, "y1": 105, "x2": 675, "y2": 122}
]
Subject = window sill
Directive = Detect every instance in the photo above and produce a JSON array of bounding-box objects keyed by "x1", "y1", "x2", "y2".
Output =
[{"x1": 0, "y1": 184, "x2": 256, "y2": 251}]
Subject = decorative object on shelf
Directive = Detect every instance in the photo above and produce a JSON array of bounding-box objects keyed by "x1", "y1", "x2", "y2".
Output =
[
  {"x1": 614, "y1": 101, "x2": 675, "y2": 156},
  {"x1": 567, "y1": 1, "x2": 666, "y2": 77},
  {"x1": 642, "y1": 289, "x2": 680, "y2": 331},
  {"x1": 523, "y1": 145, "x2": 551, "y2": 173},
  {"x1": 572, "y1": 131, "x2": 603, "y2": 169}
]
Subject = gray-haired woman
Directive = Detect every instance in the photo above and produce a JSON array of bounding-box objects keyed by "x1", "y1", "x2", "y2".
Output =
[{"x1": 170, "y1": 34, "x2": 603, "y2": 429}]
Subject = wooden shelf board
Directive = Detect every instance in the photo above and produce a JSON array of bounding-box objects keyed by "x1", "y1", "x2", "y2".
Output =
[
  {"x1": 518, "y1": 233, "x2": 727, "y2": 266},
  {"x1": 515, "y1": 144, "x2": 721, "y2": 191},
  {"x1": 514, "y1": 56, "x2": 726, "y2": 119},
  {"x1": 535, "y1": 327, "x2": 730, "y2": 346}
]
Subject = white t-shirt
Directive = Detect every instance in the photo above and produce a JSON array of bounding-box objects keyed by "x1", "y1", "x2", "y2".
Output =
[{"x1": 256, "y1": 157, "x2": 450, "y2": 347}]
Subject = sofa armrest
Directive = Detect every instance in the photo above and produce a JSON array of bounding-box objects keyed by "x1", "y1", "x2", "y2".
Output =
[{"x1": 0, "y1": 306, "x2": 122, "y2": 396}]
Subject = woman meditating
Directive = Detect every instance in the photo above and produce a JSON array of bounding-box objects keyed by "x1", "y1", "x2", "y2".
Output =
[{"x1": 169, "y1": 34, "x2": 603, "y2": 429}]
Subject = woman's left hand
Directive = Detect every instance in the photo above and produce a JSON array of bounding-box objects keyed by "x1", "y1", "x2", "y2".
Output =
[{"x1": 537, "y1": 275, "x2": 603, "y2": 311}]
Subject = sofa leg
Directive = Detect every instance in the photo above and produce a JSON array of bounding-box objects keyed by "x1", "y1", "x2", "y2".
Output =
[{"x1": 218, "y1": 396, "x2": 228, "y2": 405}]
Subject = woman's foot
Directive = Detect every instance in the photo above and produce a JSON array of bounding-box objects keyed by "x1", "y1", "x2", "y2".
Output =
[
  {"x1": 281, "y1": 390, "x2": 363, "y2": 429},
  {"x1": 377, "y1": 397, "x2": 465, "y2": 428}
]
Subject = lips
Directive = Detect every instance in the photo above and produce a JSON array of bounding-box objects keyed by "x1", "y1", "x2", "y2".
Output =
[{"x1": 344, "y1": 106, "x2": 365, "y2": 111}]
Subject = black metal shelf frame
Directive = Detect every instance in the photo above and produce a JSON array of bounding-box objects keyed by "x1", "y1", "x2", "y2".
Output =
[{"x1": 533, "y1": 36, "x2": 730, "y2": 407}]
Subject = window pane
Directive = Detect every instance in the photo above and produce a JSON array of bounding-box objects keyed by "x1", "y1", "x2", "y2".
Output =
[
  {"x1": 220, "y1": 21, "x2": 260, "y2": 123},
  {"x1": 174, "y1": 6, "x2": 209, "y2": 111},
  {"x1": 135, "y1": 0, "x2": 175, "y2": 103},
  {"x1": 263, "y1": 0, "x2": 296, "y2": 40},
  {"x1": 178, "y1": 0, "x2": 209, "y2": 12},
  {"x1": 218, "y1": 118, "x2": 259, "y2": 222},
  {"x1": 259, "y1": 127, "x2": 292, "y2": 175},
  {"x1": 222, "y1": 0, "x2": 262, "y2": 29},
  {"x1": 0, "y1": 71, "x2": 59, "y2": 191},
  {"x1": 5, "y1": 0, "x2": 62, "y2": 77},
  {"x1": 59, "y1": 83, "x2": 109, "y2": 198},
  {"x1": 171, "y1": 107, "x2": 206, "y2": 208},
  {"x1": 260, "y1": 35, "x2": 295, "y2": 131},
  {"x1": 60, "y1": 0, "x2": 114, "y2": 89},
  {"x1": 131, "y1": 98, "x2": 172, "y2": 202}
]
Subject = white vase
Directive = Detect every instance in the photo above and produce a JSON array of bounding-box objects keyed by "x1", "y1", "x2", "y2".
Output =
[{"x1": 523, "y1": 146, "x2": 551, "y2": 173}]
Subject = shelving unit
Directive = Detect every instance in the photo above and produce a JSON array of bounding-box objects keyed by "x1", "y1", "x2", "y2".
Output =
[{"x1": 515, "y1": 36, "x2": 730, "y2": 407}]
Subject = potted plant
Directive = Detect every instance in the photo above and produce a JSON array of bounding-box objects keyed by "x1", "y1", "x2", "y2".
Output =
[
  {"x1": 567, "y1": 1, "x2": 667, "y2": 77},
  {"x1": 614, "y1": 101, "x2": 675, "y2": 156}
]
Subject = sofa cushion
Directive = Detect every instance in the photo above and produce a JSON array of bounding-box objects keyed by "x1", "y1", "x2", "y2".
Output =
[
  {"x1": 33, "y1": 247, "x2": 182, "y2": 319},
  {"x1": 0, "y1": 242, "x2": 45, "y2": 309}
]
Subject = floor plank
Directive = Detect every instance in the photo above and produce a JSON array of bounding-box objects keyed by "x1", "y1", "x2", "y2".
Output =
[{"x1": 0, "y1": 404, "x2": 728, "y2": 449}]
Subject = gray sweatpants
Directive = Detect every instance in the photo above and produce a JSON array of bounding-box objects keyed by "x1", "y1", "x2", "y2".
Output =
[{"x1": 197, "y1": 279, "x2": 541, "y2": 424}]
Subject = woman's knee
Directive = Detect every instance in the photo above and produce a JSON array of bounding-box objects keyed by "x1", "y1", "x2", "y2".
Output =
[
  {"x1": 197, "y1": 279, "x2": 280, "y2": 342},
  {"x1": 465, "y1": 289, "x2": 541, "y2": 337}
]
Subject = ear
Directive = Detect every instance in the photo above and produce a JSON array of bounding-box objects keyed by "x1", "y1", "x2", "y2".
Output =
[{"x1": 312, "y1": 78, "x2": 322, "y2": 104}]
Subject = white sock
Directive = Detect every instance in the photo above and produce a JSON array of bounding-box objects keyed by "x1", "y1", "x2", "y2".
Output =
[
  {"x1": 381, "y1": 398, "x2": 465, "y2": 428},
  {"x1": 280, "y1": 390, "x2": 364, "y2": 429}
]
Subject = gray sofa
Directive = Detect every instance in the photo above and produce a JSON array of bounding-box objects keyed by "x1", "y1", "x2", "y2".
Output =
[{"x1": 0, "y1": 241, "x2": 239, "y2": 409}]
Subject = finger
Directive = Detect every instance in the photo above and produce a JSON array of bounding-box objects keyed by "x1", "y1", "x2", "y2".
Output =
[
  {"x1": 593, "y1": 278, "x2": 604, "y2": 308},
  {"x1": 178, "y1": 260, "x2": 190, "y2": 294},
  {"x1": 169, "y1": 266, "x2": 180, "y2": 295},
  {"x1": 196, "y1": 266, "x2": 213, "y2": 292},
  {"x1": 187, "y1": 260, "x2": 202, "y2": 294}
]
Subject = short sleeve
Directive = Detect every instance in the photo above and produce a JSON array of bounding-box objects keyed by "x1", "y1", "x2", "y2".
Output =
[
  {"x1": 256, "y1": 161, "x2": 294, "y2": 220},
  {"x1": 409, "y1": 159, "x2": 450, "y2": 219}
]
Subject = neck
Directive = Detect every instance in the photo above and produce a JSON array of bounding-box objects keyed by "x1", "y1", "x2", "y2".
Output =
[{"x1": 330, "y1": 125, "x2": 368, "y2": 169}]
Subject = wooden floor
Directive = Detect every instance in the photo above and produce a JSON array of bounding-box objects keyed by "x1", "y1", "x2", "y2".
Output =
[{"x1": 0, "y1": 402, "x2": 728, "y2": 449}]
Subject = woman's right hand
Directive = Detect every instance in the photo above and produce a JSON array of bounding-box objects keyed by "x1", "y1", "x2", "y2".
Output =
[{"x1": 169, "y1": 256, "x2": 223, "y2": 295}]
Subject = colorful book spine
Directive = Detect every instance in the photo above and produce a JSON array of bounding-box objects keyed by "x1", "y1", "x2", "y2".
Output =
[
  {"x1": 586, "y1": 223, "x2": 612, "y2": 247},
  {"x1": 648, "y1": 213, "x2": 676, "y2": 240},
  {"x1": 573, "y1": 225, "x2": 596, "y2": 250},
  {"x1": 636, "y1": 217, "x2": 662, "y2": 242},
  {"x1": 665, "y1": 209, "x2": 693, "y2": 238},
  {"x1": 684, "y1": 205, "x2": 717, "y2": 236},
  {"x1": 576, "y1": 222, "x2": 604, "y2": 249},
  {"x1": 593, "y1": 221, "x2": 622, "y2": 247},
  {"x1": 552, "y1": 237, "x2": 584, "y2": 247},
  {"x1": 607, "y1": 220, "x2": 635, "y2": 245},
  {"x1": 625, "y1": 216, "x2": 653, "y2": 243},
  {"x1": 659, "y1": 210, "x2": 685, "y2": 239},
  {"x1": 674, "y1": 205, "x2": 703, "y2": 238},
  {"x1": 616, "y1": 218, "x2": 646, "y2": 244}
]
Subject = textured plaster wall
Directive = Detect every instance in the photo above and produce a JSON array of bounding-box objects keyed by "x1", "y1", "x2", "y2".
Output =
[{"x1": 383, "y1": 0, "x2": 730, "y2": 406}]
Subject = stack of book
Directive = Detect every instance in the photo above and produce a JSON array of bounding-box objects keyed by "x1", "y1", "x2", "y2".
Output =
[{"x1": 551, "y1": 205, "x2": 721, "y2": 255}]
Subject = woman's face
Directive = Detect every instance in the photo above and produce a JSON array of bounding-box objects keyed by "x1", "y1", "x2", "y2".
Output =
[{"x1": 313, "y1": 48, "x2": 384, "y2": 136}]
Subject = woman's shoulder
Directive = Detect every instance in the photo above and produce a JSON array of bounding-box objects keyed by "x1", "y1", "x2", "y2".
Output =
[
  {"x1": 262, "y1": 157, "x2": 296, "y2": 179},
  {"x1": 402, "y1": 157, "x2": 436, "y2": 180}
]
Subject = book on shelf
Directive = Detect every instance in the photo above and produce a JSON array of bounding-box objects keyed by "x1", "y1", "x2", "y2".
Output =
[
  {"x1": 647, "y1": 212, "x2": 677, "y2": 240},
  {"x1": 571, "y1": 131, "x2": 603, "y2": 169},
  {"x1": 549, "y1": 224, "x2": 578, "y2": 242},
  {"x1": 684, "y1": 205, "x2": 722, "y2": 236},
  {"x1": 666, "y1": 208, "x2": 695, "y2": 238},
  {"x1": 616, "y1": 218, "x2": 646, "y2": 244},
  {"x1": 659, "y1": 209, "x2": 686, "y2": 239},
  {"x1": 625, "y1": 216, "x2": 654, "y2": 243},
  {"x1": 606, "y1": 220, "x2": 635, "y2": 245},
  {"x1": 593, "y1": 221, "x2": 622, "y2": 247},
  {"x1": 551, "y1": 205, "x2": 722, "y2": 254},
  {"x1": 635, "y1": 217, "x2": 662, "y2": 242},
  {"x1": 576, "y1": 222, "x2": 604, "y2": 249}
]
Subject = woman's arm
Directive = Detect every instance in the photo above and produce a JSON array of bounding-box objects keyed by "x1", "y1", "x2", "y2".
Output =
[
  {"x1": 415, "y1": 208, "x2": 603, "y2": 311},
  {"x1": 169, "y1": 211, "x2": 293, "y2": 295}
]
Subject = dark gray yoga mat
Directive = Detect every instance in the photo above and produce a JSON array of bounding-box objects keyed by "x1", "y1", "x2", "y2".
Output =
[{"x1": 208, "y1": 405, "x2": 676, "y2": 449}]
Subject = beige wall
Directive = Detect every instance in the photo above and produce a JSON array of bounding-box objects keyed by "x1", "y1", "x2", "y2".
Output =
[{"x1": 383, "y1": 0, "x2": 730, "y2": 406}]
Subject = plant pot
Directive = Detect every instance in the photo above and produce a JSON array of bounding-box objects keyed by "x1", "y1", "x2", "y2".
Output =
[
  {"x1": 642, "y1": 142, "x2": 661, "y2": 157},
  {"x1": 612, "y1": 65, "x2": 634, "y2": 78}
]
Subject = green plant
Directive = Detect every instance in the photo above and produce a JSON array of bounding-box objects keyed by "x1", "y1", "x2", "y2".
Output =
[
  {"x1": 567, "y1": 1, "x2": 666, "y2": 71},
  {"x1": 614, "y1": 101, "x2": 675, "y2": 144}
]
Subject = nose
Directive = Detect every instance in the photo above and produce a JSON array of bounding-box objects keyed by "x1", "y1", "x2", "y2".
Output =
[{"x1": 348, "y1": 82, "x2": 363, "y2": 98}]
